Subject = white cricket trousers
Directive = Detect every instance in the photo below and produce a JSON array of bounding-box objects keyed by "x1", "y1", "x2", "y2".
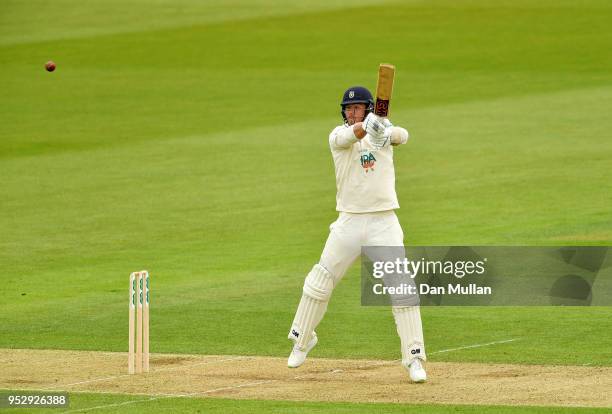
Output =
[{"x1": 320, "y1": 210, "x2": 404, "y2": 286}]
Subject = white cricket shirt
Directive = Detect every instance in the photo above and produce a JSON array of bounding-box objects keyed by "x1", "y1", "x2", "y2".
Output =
[{"x1": 328, "y1": 124, "x2": 404, "y2": 213}]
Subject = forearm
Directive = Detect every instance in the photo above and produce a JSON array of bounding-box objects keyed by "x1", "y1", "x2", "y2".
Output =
[
  {"x1": 353, "y1": 122, "x2": 367, "y2": 139},
  {"x1": 330, "y1": 124, "x2": 365, "y2": 149}
]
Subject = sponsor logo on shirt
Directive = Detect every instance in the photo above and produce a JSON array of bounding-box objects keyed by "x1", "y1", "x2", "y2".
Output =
[{"x1": 360, "y1": 151, "x2": 376, "y2": 172}]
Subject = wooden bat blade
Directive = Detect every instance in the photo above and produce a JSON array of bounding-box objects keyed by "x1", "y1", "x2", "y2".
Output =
[{"x1": 375, "y1": 63, "x2": 395, "y2": 117}]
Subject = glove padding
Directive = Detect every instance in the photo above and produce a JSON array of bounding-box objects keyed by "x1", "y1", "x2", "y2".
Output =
[
  {"x1": 363, "y1": 113, "x2": 385, "y2": 138},
  {"x1": 370, "y1": 126, "x2": 393, "y2": 148}
]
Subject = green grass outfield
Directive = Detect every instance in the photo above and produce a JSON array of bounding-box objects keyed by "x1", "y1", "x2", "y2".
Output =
[{"x1": 1, "y1": 0, "x2": 612, "y2": 412}]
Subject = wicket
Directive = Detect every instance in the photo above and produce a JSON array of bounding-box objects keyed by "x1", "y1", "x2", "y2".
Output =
[{"x1": 129, "y1": 270, "x2": 149, "y2": 374}]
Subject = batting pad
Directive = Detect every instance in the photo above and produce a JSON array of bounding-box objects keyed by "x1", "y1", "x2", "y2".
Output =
[
  {"x1": 289, "y1": 264, "x2": 334, "y2": 349},
  {"x1": 393, "y1": 306, "x2": 426, "y2": 364}
]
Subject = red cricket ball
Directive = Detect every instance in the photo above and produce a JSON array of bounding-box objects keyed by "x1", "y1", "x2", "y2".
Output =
[{"x1": 45, "y1": 61, "x2": 56, "y2": 72}]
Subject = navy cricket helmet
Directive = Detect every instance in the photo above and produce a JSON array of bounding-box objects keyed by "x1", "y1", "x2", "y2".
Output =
[{"x1": 340, "y1": 86, "x2": 374, "y2": 123}]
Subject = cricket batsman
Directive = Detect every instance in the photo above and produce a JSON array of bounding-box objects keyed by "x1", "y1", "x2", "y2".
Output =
[{"x1": 287, "y1": 86, "x2": 427, "y2": 382}]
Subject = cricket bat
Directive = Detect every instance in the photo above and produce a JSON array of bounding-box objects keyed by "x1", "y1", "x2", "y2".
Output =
[{"x1": 374, "y1": 64, "x2": 395, "y2": 117}]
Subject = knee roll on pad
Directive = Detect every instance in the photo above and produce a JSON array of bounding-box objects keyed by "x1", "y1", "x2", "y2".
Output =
[{"x1": 303, "y1": 264, "x2": 334, "y2": 301}]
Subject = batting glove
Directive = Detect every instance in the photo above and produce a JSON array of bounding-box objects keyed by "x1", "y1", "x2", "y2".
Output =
[
  {"x1": 371, "y1": 126, "x2": 393, "y2": 148},
  {"x1": 363, "y1": 113, "x2": 385, "y2": 138}
]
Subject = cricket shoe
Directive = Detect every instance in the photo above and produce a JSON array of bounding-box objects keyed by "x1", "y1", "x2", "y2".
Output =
[
  {"x1": 404, "y1": 358, "x2": 427, "y2": 383},
  {"x1": 288, "y1": 336, "x2": 318, "y2": 368}
]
